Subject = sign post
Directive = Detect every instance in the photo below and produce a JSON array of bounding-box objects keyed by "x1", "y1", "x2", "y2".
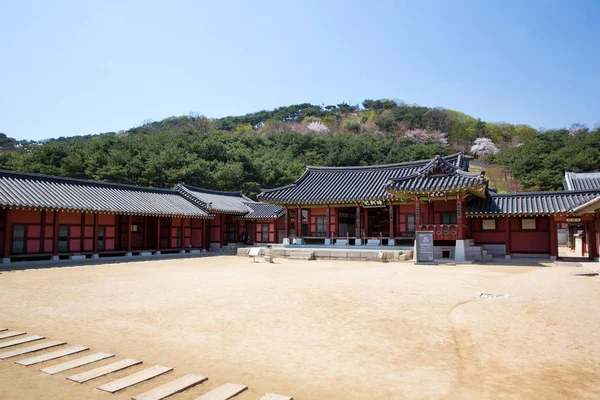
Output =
[{"x1": 416, "y1": 231, "x2": 435, "y2": 265}]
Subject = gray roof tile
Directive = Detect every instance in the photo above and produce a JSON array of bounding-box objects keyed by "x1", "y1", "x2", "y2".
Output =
[
  {"x1": 259, "y1": 153, "x2": 469, "y2": 204},
  {"x1": 386, "y1": 155, "x2": 487, "y2": 194},
  {"x1": 175, "y1": 184, "x2": 254, "y2": 214},
  {"x1": 238, "y1": 202, "x2": 284, "y2": 220},
  {"x1": 563, "y1": 172, "x2": 600, "y2": 191},
  {"x1": 0, "y1": 170, "x2": 211, "y2": 218},
  {"x1": 467, "y1": 190, "x2": 600, "y2": 216}
]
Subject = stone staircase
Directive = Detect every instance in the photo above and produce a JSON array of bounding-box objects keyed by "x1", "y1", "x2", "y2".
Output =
[
  {"x1": 288, "y1": 251, "x2": 314, "y2": 261},
  {"x1": 213, "y1": 243, "x2": 240, "y2": 255},
  {"x1": 465, "y1": 240, "x2": 506, "y2": 261}
]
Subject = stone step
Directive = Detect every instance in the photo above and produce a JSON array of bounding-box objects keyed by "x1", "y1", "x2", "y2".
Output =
[
  {"x1": 288, "y1": 251, "x2": 314, "y2": 260},
  {"x1": 482, "y1": 244, "x2": 507, "y2": 256}
]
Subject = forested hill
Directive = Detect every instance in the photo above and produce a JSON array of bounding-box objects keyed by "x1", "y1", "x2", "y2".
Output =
[{"x1": 0, "y1": 99, "x2": 598, "y2": 198}]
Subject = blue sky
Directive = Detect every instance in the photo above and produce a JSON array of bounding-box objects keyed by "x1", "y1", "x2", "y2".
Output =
[{"x1": 1, "y1": 0, "x2": 599, "y2": 140}]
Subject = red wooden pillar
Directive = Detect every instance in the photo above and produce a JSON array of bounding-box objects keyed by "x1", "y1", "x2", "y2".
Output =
[
  {"x1": 364, "y1": 208, "x2": 369, "y2": 238},
  {"x1": 93, "y1": 213, "x2": 99, "y2": 254},
  {"x1": 389, "y1": 204, "x2": 395, "y2": 239},
  {"x1": 297, "y1": 205, "x2": 302, "y2": 238},
  {"x1": 456, "y1": 195, "x2": 465, "y2": 240},
  {"x1": 168, "y1": 217, "x2": 173, "y2": 249},
  {"x1": 3, "y1": 209, "x2": 11, "y2": 258},
  {"x1": 156, "y1": 216, "x2": 161, "y2": 252},
  {"x1": 203, "y1": 218, "x2": 208, "y2": 250},
  {"x1": 40, "y1": 210, "x2": 46, "y2": 254},
  {"x1": 326, "y1": 206, "x2": 331, "y2": 238},
  {"x1": 414, "y1": 197, "x2": 421, "y2": 231},
  {"x1": 504, "y1": 217, "x2": 512, "y2": 257},
  {"x1": 284, "y1": 207, "x2": 289, "y2": 238},
  {"x1": 356, "y1": 204, "x2": 361, "y2": 239},
  {"x1": 549, "y1": 216, "x2": 558, "y2": 259},
  {"x1": 53, "y1": 210, "x2": 59, "y2": 256},
  {"x1": 142, "y1": 216, "x2": 147, "y2": 250},
  {"x1": 181, "y1": 217, "x2": 185, "y2": 250},
  {"x1": 127, "y1": 215, "x2": 132, "y2": 253},
  {"x1": 80, "y1": 212, "x2": 86, "y2": 252},
  {"x1": 115, "y1": 215, "x2": 120, "y2": 251}
]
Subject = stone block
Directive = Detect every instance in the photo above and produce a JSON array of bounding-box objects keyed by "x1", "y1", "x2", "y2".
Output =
[
  {"x1": 313, "y1": 251, "x2": 330, "y2": 258},
  {"x1": 361, "y1": 252, "x2": 378, "y2": 259},
  {"x1": 335, "y1": 239, "x2": 348, "y2": 246},
  {"x1": 140, "y1": 251, "x2": 153, "y2": 257},
  {"x1": 190, "y1": 249, "x2": 201, "y2": 254},
  {"x1": 346, "y1": 251, "x2": 361, "y2": 258},
  {"x1": 70, "y1": 255, "x2": 86, "y2": 260}
]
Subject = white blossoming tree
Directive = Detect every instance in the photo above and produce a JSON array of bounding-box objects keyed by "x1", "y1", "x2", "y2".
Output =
[
  {"x1": 470, "y1": 138, "x2": 499, "y2": 157},
  {"x1": 306, "y1": 121, "x2": 329, "y2": 133}
]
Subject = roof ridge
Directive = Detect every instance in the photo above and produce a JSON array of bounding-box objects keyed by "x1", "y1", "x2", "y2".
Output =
[
  {"x1": 489, "y1": 189, "x2": 600, "y2": 197},
  {"x1": 305, "y1": 152, "x2": 464, "y2": 172},
  {"x1": 180, "y1": 183, "x2": 246, "y2": 198},
  {"x1": 175, "y1": 184, "x2": 212, "y2": 211},
  {"x1": 0, "y1": 169, "x2": 178, "y2": 194}
]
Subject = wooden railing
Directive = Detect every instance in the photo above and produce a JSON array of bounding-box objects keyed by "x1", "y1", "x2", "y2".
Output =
[{"x1": 419, "y1": 224, "x2": 458, "y2": 240}]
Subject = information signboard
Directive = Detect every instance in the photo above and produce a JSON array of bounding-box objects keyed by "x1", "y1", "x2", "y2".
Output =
[{"x1": 416, "y1": 231, "x2": 435, "y2": 264}]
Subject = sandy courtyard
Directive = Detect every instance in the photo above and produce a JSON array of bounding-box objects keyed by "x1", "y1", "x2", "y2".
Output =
[{"x1": 1, "y1": 256, "x2": 600, "y2": 400}]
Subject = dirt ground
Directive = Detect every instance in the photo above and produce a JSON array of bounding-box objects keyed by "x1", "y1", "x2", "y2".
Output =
[{"x1": 1, "y1": 256, "x2": 599, "y2": 400}]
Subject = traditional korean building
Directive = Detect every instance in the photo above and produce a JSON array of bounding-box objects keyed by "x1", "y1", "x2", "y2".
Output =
[
  {"x1": 175, "y1": 184, "x2": 284, "y2": 248},
  {"x1": 259, "y1": 153, "x2": 600, "y2": 261},
  {"x1": 0, "y1": 170, "x2": 282, "y2": 263},
  {"x1": 1, "y1": 154, "x2": 599, "y2": 264}
]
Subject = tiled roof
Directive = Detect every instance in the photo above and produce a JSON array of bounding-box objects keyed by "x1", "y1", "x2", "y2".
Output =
[
  {"x1": 259, "y1": 153, "x2": 470, "y2": 205},
  {"x1": 176, "y1": 184, "x2": 281, "y2": 219},
  {"x1": 386, "y1": 155, "x2": 487, "y2": 195},
  {"x1": 563, "y1": 172, "x2": 600, "y2": 191},
  {"x1": 466, "y1": 190, "x2": 600, "y2": 216},
  {"x1": 0, "y1": 170, "x2": 211, "y2": 218},
  {"x1": 175, "y1": 184, "x2": 253, "y2": 214},
  {"x1": 238, "y1": 202, "x2": 284, "y2": 220}
]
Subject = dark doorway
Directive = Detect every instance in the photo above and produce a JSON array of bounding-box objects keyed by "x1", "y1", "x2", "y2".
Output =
[
  {"x1": 367, "y1": 208, "x2": 389, "y2": 237},
  {"x1": 338, "y1": 207, "x2": 356, "y2": 237},
  {"x1": 559, "y1": 222, "x2": 589, "y2": 261}
]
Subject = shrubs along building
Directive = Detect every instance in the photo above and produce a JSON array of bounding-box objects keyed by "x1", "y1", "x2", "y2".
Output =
[{"x1": 0, "y1": 154, "x2": 599, "y2": 263}]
